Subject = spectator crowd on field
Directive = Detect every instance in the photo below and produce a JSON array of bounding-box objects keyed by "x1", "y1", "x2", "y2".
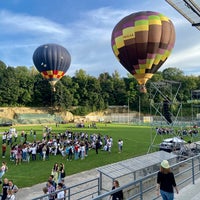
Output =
[
  {"x1": 1, "y1": 126, "x2": 123, "y2": 164},
  {"x1": 155, "y1": 126, "x2": 199, "y2": 137},
  {"x1": 0, "y1": 126, "x2": 123, "y2": 199}
]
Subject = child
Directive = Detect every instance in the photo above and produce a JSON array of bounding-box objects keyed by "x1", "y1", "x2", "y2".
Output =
[
  {"x1": 6, "y1": 189, "x2": 16, "y2": 200},
  {"x1": 42, "y1": 187, "x2": 49, "y2": 200}
]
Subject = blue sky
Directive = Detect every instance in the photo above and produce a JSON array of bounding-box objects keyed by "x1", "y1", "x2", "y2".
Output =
[{"x1": 0, "y1": 0, "x2": 200, "y2": 77}]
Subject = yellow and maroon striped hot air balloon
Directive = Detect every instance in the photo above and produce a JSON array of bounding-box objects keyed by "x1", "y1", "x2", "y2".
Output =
[
  {"x1": 33, "y1": 43, "x2": 71, "y2": 91},
  {"x1": 111, "y1": 11, "x2": 175, "y2": 93}
]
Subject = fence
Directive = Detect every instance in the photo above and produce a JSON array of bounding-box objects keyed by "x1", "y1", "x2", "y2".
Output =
[
  {"x1": 31, "y1": 177, "x2": 100, "y2": 200},
  {"x1": 15, "y1": 113, "x2": 56, "y2": 124},
  {"x1": 93, "y1": 154, "x2": 200, "y2": 200},
  {"x1": 31, "y1": 154, "x2": 200, "y2": 200}
]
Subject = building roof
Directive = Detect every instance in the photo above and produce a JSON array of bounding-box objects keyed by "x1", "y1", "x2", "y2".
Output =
[
  {"x1": 96, "y1": 151, "x2": 177, "y2": 179},
  {"x1": 166, "y1": 0, "x2": 200, "y2": 31}
]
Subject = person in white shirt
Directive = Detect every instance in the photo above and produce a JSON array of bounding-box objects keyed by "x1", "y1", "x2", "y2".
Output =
[
  {"x1": 0, "y1": 161, "x2": 8, "y2": 179},
  {"x1": 2, "y1": 133, "x2": 7, "y2": 144},
  {"x1": 118, "y1": 139, "x2": 123, "y2": 153},
  {"x1": 56, "y1": 183, "x2": 65, "y2": 200},
  {"x1": 30, "y1": 144, "x2": 37, "y2": 161},
  {"x1": 107, "y1": 139, "x2": 112, "y2": 152},
  {"x1": 6, "y1": 189, "x2": 15, "y2": 200}
]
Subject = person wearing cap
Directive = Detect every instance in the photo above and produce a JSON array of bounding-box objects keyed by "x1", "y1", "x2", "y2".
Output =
[{"x1": 156, "y1": 160, "x2": 178, "y2": 200}]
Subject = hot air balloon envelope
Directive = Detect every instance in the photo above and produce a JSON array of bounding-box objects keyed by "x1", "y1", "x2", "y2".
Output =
[
  {"x1": 33, "y1": 43, "x2": 71, "y2": 91},
  {"x1": 111, "y1": 11, "x2": 175, "y2": 93}
]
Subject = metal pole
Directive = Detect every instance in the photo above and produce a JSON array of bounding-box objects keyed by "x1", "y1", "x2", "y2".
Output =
[
  {"x1": 192, "y1": 158, "x2": 195, "y2": 184},
  {"x1": 139, "y1": 95, "x2": 141, "y2": 125},
  {"x1": 128, "y1": 97, "x2": 130, "y2": 124}
]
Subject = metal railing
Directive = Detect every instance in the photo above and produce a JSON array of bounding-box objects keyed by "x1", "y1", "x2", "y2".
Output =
[
  {"x1": 32, "y1": 177, "x2": 100, "y2": 200},
  {"x1": 92, "y1": 154, "x2": 200, "y2": 200},
  {"x1": 32, "y1": 154, "x2": 200, "y2": 200}
]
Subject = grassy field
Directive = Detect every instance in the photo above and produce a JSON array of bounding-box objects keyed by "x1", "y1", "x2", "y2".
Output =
[{"x1": 0, "y1": 123, "x2": 192, "y2": 189}]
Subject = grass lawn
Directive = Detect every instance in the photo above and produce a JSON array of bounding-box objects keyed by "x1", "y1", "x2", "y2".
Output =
[{"x1": 0, "y1": 123, "x2": 193, "y2": 189}]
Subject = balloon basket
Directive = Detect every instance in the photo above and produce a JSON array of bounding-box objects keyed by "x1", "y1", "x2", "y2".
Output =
[{"x1": 139, "y1": 85, "x2": 147, "y2": 93}]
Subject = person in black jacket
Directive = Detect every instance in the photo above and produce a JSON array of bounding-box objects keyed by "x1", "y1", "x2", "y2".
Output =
[
  {"x1": 156, "y1": 160, "x2": 179, "y2": 200},
  {"x1": 110, "y1": 180, "x2": 123, "y2": 200},
  {"x1": 1, "y1": 178, "x2": 9, "y2": 200}
]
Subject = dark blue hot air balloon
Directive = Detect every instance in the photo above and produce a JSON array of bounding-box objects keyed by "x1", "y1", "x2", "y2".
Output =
[{"x1": 32, "y1": 43, "x2": 71, "y2": 91}]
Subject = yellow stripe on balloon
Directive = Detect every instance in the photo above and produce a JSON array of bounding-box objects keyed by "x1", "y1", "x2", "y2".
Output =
[
  {"x1": 135, "y1": 69, "x2": 140, "y2": 74},
  {"x1": 134, "y1": 73, "x2": 153, "y2": 85},
  {"x1": 159, "y1": 15, "x2": 170, "y2": 22},
  {"x1": 113, "y1": 45, "x2": 119, "y2": 56},
  {"x1": 146, "y1": 59, "x2": 154, "y2": 69},
  {"x1": 57, "y1": 71, "x2": 63, "y2": 75},
  {"x1": 123, "y1": 27, "x2": 135, "y2": 40},
  {"x1": 115, "y1": 35, "x2": 125, "y2": 48},
  {"x1": 139, "y1": 69, "x2": 146, "y2": 74},
  {"x1": 148, "y1": 19, "x2": 161, "y2": 25},
  {"x1": 134, "y1": 25, "x2": 148, "y2": 32},
  {"x1": 161, "y1": 51, "x2": 170, "y2": 61},
  {"x1": 47, "y1": 71, "x2": 53, "y2": 75},
  {"x1": 139, "y1": 63, "x2": 146, "y2": 69},
  {"x1": 154, "y1": 54, "x2": 162, "y2": 65}
]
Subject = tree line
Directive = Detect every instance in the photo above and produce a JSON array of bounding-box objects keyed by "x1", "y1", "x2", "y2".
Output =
[{"x1": 0, "y1": 60, "x2": 200, "y2": 116}]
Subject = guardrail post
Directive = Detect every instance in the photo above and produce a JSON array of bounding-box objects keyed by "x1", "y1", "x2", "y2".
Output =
[
  {"x1": 98, "y1": 177, "x2": 101, "y2": 196},
  {"x1": 68, "y1": 188, "x2": 70, "y2": 200},
  {"x1": 192, "y1": 158, "x2": 195, "y2": 184},
  {"x1": 198, "y1": 156, "x2": 200, "y2": 171},
  {"x1": 99, "y1": 172, "x2": 102, "y2": 191},
  {"x1": 139, "y1": 180, "x2": 143, "y2": 200}
]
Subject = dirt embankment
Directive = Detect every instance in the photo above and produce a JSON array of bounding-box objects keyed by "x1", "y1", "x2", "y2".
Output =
[
  {"x1": 0, "y1": 107, "x2": 73, "y2": 122},
  {"x1": 0, "y1": 106, "x2": 137, "y2": 124},
  {"x1": 0, "y1": 107, "x2": 47, "y2": 119},
  {"x1": 0, "y1": 107, "x2": 104, "y2": 123}
]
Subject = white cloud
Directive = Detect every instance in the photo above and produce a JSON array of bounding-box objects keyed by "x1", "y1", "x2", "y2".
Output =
[
  {"x1": 0, "y1": 3, "x2": 200, "y2": 78},
  {"x1": 0, "y1": 10, "x2": 71, "y2": 38}
]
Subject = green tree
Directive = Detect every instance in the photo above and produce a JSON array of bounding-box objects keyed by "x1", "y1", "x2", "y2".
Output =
[
  {"x1": 72, "y1": 69, "x2": 89, "y2": 107},
  {"x1": 32, "y1": 74, "x2": 52, "y2": 106},
  {"x1": 0, "y1": 66, "x2": 19, "y2": 106},
  {"x1": 98, "y1": 72, "x2": 113, "y2": 107},
  {"x1": 162, "y1": 67, "x2": 184, "y2": 80},
  {"x1": 15, "y1": 66, "x2": 34, "y2": 105},
  {"x1": 111, "y1": 71, "x2": 127, "y2": 105}
]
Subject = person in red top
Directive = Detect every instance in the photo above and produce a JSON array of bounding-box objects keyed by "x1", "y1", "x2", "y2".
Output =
[
  {"x1": 2, "y1": 143, "x2": 6, "y2": 158},
  {"x1": 156, "y1": 160, "x2": 179, "y2": 200}
]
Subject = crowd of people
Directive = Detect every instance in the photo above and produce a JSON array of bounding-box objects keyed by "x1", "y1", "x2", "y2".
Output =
[
  {"x1": 1, "y1": 126, "x2": 123, "y2": 165},
  {"x1": 0, "y1": 126, "x2": 124, "y2": 199},
  {"x1": 155, "y1": 126, "x2": 199, "y2": 137}
]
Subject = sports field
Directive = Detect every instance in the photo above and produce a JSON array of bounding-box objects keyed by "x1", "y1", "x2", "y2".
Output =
[{"x1": 0, "y1": 123, "x2": 179, "y2": 188}]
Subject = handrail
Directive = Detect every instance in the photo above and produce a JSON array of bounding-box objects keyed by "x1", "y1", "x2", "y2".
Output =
[
  {"x1": 32, "y1": 177, "x2": 99, "y2": 200},
  {"x1": 31, "y1": 154, "x2": 200, "y2": 200},
  {"x1": 93, "y1": 154, "x2": 200, "y2": 200}
]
